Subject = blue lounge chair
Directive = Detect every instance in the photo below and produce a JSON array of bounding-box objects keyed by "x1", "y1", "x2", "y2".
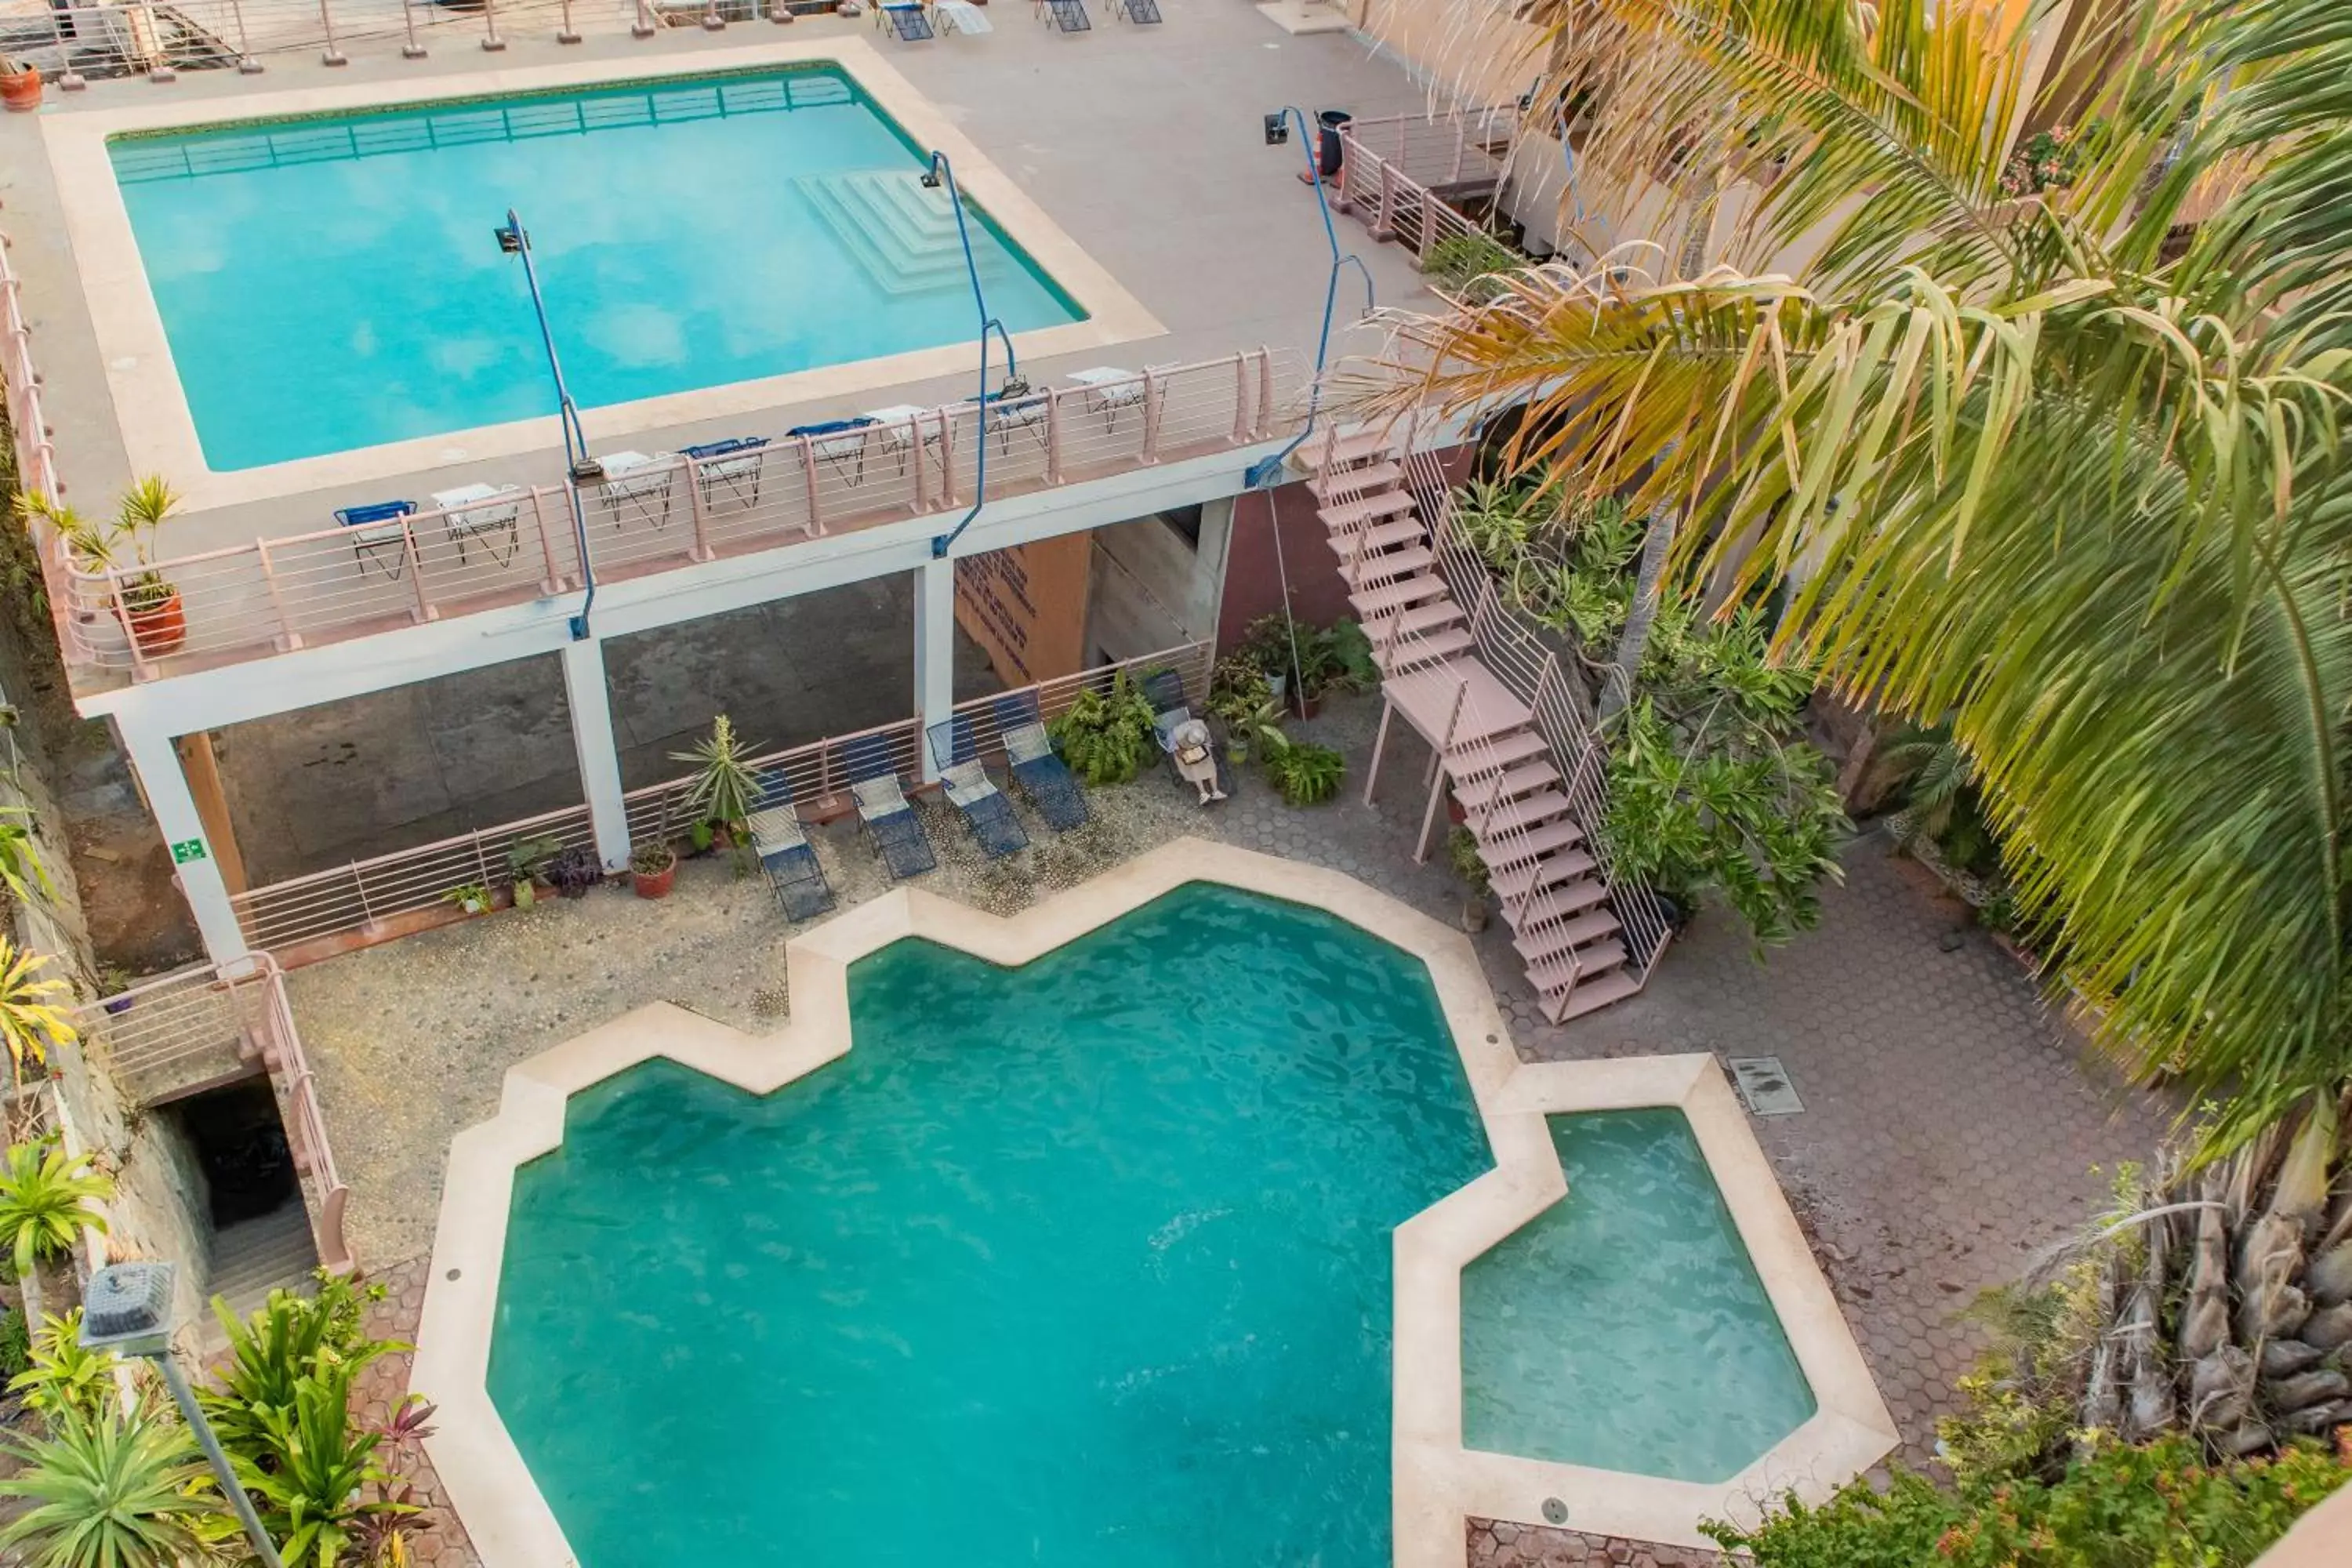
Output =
[
  {"x1": 1114, "y1": 0, "x2": 1159, "y2": 20},
  {"x1": 842, "y1": 733, "x2": 937, "y2": 881},
  {"x1": 1038, "y1": 0, "x2": 1091, "y2": 31},
  {"x1": 1142, "y1": 668, "x2": 1235, "y2": 800},
  {"x1": 334, "y1": 499, "x2": 416, "y2": 580},
  {"x1": 746, "y1": 770, "x2": 835, "y2": 922},
  {"x1": 979, "y1": 387, "x2": 1051, "y2": 454},
  {"x1": 681, "y1": 436, "x2": 770, "y2": 510},
  {"x1": 927, "y1": 717, "x2": 1029, "y2": 858},
  {"x1": 991, "y1": 691, "x2": 1090, "y2": 831},
  {"x1": 881, "y1": 3, "x2": 934, "y2": 39}
]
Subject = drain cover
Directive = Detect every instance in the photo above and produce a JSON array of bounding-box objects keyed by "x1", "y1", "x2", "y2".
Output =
[
  {"x1": 1728, "y1": 1056, "x2": 1805, "y2": 1116},
  {"x1": 1541, "y1": 1497, "x2": 1570, "y2": 1526}
]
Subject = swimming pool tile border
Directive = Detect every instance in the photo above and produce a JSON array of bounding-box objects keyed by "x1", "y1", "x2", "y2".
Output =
[
  {"x1": 408, "y1": 839, "x2": 1893, "y2": 1567},
  {"x1": 39, "y1": 36, "x2": 1164, "y2": 510}
]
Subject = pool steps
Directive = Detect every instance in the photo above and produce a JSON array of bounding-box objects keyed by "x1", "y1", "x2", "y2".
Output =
[
  {"x1": 1307, "y1": 429, "x2": 1645, "y2": 1022},
  {"x1": 794, "y1": 170, "x2": 1021, "y2": 296}
]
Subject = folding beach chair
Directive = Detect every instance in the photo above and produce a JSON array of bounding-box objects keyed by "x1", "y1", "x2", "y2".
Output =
[
  {"x1": 1037, "y1": 0, "x2": 1091, "y2": 31},
  {"x1": 681, "y1": 436, "x2": 771, "y2": 511},
  {"x1": 787, "y1": 417, "x2": 879, "y2": 486},
  {"x1": 882, "y1": 3, "x2": 935, "y2": 39},
  {"x1": 746, "y1": 770, "x2": 835, "y2": 922},
  {"x1": 1143, "y1": 668, "x2": 1235, "y2": 801},
  {"x1": 842, "y1": 733, "x2": 938, "y2": 881},
  {"x1": 334, "y1": 500, "x2": 416, "y2": 581},
  {"x1": 1114, "y1": 0, "x2": 1159, "y2": 20},
  {"x1": 980, "y1": 387, "x2": 1051, "y2": 455},
  {"x1": 991, "y1": 690, "x2": 1090, "y2": 832},
  {"x1": 927, "y1": 717, "x2": 1030, "y2": 858}
]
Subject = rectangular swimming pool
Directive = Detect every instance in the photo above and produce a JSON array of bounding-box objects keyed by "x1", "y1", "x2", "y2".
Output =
[{"x1": 106, "y1": 67, "x2": 1087, "y2": 472}]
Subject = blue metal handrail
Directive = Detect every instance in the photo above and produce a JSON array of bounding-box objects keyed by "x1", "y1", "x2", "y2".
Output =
[
  {"x1": 495, "y1": 209, "x2": 600, "y2": 641},
  {"x1": 924, "y1": 152, "x2": 1024, "y2": 561}
]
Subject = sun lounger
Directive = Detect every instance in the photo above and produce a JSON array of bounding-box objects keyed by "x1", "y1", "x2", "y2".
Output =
[
  {"x1": 991, "y1": 691, "x2": 1090, "y2": 831},
  {"x1": 1114, "y1": 0, "x2": 1159, "y2": 20},
  {"x1": 787, "y1": 417, "x2": 879, "y2": 485},
  {"x1": 843, "y1": 733, "x2": 937, "y2": 880},
  {"x1": 936, "y1": 0, "x2": 992, "y2": 31},
  {"x1": 881, "y1": 2, "x2": 935, "y2": 39},
  {"x1": 429, "y1": 483, "x2": 525, "y2": 568},
  {"x1": 335, "y1": 499, "x2": 416, "y2": 580},
  {"x1": 927, "y1": 718, "x2": 1030, "y2": 858},
  {"x1": 746, "y1": 770, "x2": 835, "y2": 922},
  {"x1": 1037, "y1": 0, "x2": 1091, "y2": 31},
  {"x1": 1143, "y1": 669, "x2": 1234, "y2": 801},
  {"x1": 681, "y1": 436, "x2": 770, "y2": 510},
  {"x1": 980, "y1": 387, "x2": 1051, "y2": 454}
]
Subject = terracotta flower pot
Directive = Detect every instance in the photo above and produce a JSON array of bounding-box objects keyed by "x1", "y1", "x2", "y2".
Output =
[
  {"x1": 1, "y1": 70, "x2": 42, "y2": 115},
  {"x1": 125, "y1": 587, "x2": 186, "y2": 657},
  {"x1": 633, "y1": 850, "x2": 677, "y2": 899}
]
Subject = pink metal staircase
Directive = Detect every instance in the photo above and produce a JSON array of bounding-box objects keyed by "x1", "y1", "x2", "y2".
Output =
[{"x1": 1306, "y1": 430, "x2": 1666, "y2": 1022}]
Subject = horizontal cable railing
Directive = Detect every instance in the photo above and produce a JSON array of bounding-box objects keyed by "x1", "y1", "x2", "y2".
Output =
[
  {"x1": 230, "y1": 641, "x2": 1210, "y2": 957},
  {"x1": 62, "y1": 349, "x2": 1294, "y2": 681},
  {"x1": 0, "y1": 223, "x2": 79, "y2": 662},
  {"x1": 1338, "y1": 107, "x2": 1519, "y2": 189}
]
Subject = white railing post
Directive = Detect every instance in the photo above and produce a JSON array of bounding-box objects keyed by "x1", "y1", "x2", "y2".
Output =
[
  {"x1": 1141, "y1": 369, "x2": 1163, "y2": 463},
  {"x1": 1044, "y1": 390, "x2": 1065, "y2": 485},
  {"x1": 1232, "y1": 355, "x2": 1250, "y2": 444},
  {"x1": 50, "y1": 4, "x2": 86, "y2": 91},
  {"x1": 911, "y1": 416, "x2": 933, "y2": 513},
  {"x1": 684, "y1": 457, "x2": 714, "y2": 561},
  {"x1": 401, "y1": 523, "x2": 436, "y2": 622},
  {"x1": 633, "y1": 0, "x2": 658, "y2": 35},
  {"x1": 1256, "y1": 348, "x2": 1276, "y2": 439},
  {"x1": 318, "y1": 0, "x2": 347, "y2": 65},
  {"x1": 528, "y1": 488, "x2": 565, "y2": 593},
  {"x1": 800, "y1": 437, "x2": 822, "y2": 536},
  {"x1": 557, "y1": 0, "x2": 580, "y2": 42},
  {"x1": 480, "y1": 0, "x2": 506, "y2": 49},
  {"x1": 1374, "y1": 162, "x2": 1398, "y2": 240},
  {"x1": 228, "y1": 0, "x2": 262, "y2": 71},
  {"x1": 397, "y1": 0, "x2": 426, "y2": 55},
  {"x1": 256, "y1": 539, "x2": 302, "y2": 652}
]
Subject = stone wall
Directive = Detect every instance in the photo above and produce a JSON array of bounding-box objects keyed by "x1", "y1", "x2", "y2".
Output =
[{"x1": 1470, "y1": 1520, "x2": 1722, "y2": 1568}]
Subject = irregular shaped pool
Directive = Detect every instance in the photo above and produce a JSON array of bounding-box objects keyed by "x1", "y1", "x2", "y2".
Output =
[
  {"x1": 487, "y1": 885, "x2": 1491, "y2": 1567},
  {"x1": 1461, "y1": 1109, "x2": 1817, "y2": 1482}
]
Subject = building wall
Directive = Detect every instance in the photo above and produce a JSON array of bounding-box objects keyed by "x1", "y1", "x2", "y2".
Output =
[
  {"x1": 1083, "y1": 500, "x2": 1235, "y2": 666},
  {"x1": 1217, "y1": 481, "x2": 1354, "y2": 648},
  {"x1": 1353, "y1": 0, "x2": 1549, "y2": 106}
]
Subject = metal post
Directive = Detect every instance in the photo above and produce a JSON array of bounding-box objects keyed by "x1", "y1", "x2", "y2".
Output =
[
  {"x1": 1140, "y1": 368, "x2": 1162, "y2": 463},
  {"x1": 229, "y1": 0, "x2": 262, "y2": 71},
  {"x1": 633, "y1": 0, "x2": 657, "y2": 35},
  {"x1": 527, "y1": 489, "x2": 565, "y2": 593},
  {"x1": 256, "y1": 539, "x2": 300, "y2": 652},
  {"x1": 701, "y1": 0, "x2": 724, "y2": 26},
  {"x1": 1044, "y1": 390, "x2": 1063, "y2": 485},
  {"x1": 557, "y1": 0, "x2": 579, "y2": 42},
  {"x1": 51, "y1": 3, "x2": 85, "y2": 91},
  {"x1": 799, "y1": 437, "x2": 821, "y2": 536},
  {"x1": 1364, "y1": 698, "x2": 1392, "y2": 806},
  {"x1": 157, "y1": 1356, "x2": 285, "y2": 1568},
  {"x1": 684, "y1": 458, "x2": 714, "y2": 561},
  {"x1": 479, "y1": 0, "x2": 505, "y2": 49},
  {"x1": 1232, "y1": 355, "x2": 1250, "y2": 444},
  {"x1": 397, "y1": 0, "x2": 425, "y2": 56},
  {"x1": 318, "y1": 0, "x2": 346, "y2": 65}
]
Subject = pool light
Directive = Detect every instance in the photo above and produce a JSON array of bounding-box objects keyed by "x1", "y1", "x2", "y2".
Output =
[
  {"x1": 493, "y1": 211, "x2": 601, "y2": 640},
  {"x1": 82, "y1": 1261, "x2": 289, "y2": 1568}
]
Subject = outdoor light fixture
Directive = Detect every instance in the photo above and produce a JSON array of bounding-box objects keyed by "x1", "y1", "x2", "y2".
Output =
[
  {"x1": 1263, "y1": 111, "x2": 1289, "y2": 147},
  {"x1": 493, "y1": 209, "x2": 601, "y2": 639},
  {"x1": 921, "y1": 151, "x2": 1022, "y2": 561},
  {"x1": 82, "y1": 1263, "x2": 289, "y2": 1568}
]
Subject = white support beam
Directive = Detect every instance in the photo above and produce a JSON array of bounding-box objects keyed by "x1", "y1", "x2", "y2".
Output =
[
  {"x1": 115, "y1": 716, "x2": 252, "y2": 971},
  {"x1": 559, "y1": 638, "x2": 631, "y2": 870},
  {"x1": 913, "y1": 557, "x2": 957, "y2": 783}
]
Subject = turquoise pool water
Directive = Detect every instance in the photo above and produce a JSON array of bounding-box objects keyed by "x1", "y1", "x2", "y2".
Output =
[
  {"x1": 108, "y1": 68, "x2": 1083, "y2": 470},
  {"x1": 1461, "y1": 1109, "x2": 1817, "y2": 1482},
  {"x1": 487, "y1": 886, "x2": 1491, "y2": 1568}
]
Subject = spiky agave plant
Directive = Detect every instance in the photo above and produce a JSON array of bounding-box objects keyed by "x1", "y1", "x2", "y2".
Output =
[
  {"x1": 0, "y1": 1144, "x2": 111, "y2": 1333},
  {"x1": 0, "y1": 1404, "x2": 231, "y2": 1568}
]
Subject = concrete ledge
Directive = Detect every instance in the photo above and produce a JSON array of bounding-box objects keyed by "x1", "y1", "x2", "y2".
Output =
[{"x1": 408, "y1": 837, "x2": 1893, "y2": 1567}]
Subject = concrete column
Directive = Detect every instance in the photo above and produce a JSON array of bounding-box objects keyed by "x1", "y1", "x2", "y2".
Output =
[
  {"x1": 116, "y1": 717, "x2": 251, "y2": 971},
  {"x1": 560, "y1": 638, "x2": 632, "y2": 869},
  {"x1": 913, "y1": 557, "x2": 958, "y2": 782}
]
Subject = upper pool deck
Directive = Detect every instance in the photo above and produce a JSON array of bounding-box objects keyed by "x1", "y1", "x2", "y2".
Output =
[{"x1": 0, "y1": 4, "x2": 1448, "y2": 697}]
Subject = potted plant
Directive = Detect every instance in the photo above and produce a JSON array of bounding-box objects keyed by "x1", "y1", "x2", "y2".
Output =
[
  {"x1": 441, "y1": 882, "x2": 493, "y2": 916},
  {"x1": 1258, "y1": 731, "x2": 1347, "y2": 806},
  {"x1": 0, "y1": 60, "x2": 42, "y2": 115},
  {"x1": 1207, "y1": 657, "x2": 1285, "y2": 768},
  {"x1": 13, "y1": 497, "x2": 125, "y2": 666},
  {"x1": 1447, "y1": 826, "x2": 1492, "y2": 933},
  {"x1": 631, "y1": 843, "x2": 678, "y2": 899},
  {"x1": 547, "y1": 844, "x2": 604, "y2": 899},
  {"x1": 506, "y1": 836, "x2": 560, "y2": 910},
  {"x1": 94, "y1": 965, "x2": 136, "y2": 1017},
  {"x1": 672, "y1": 715, "x2": 760, "y2": 870},
  {"x1": 113, "y1": 477, "x2": 185, "y2": 659}
]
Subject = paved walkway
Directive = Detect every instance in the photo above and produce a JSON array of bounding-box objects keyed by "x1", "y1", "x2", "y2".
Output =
[{"x1": 292, "y1": 691, "x2": 2170, "y2": 1566}]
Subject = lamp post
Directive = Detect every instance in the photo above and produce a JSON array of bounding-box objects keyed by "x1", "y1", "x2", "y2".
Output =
[
  {"x1": 494, "y1": 212, "x2": 601, "y2": 641},
  {"x1": 80, "y1": 1262, "x2": 288, "y2": 1568},
  {"x1": 1246, "y1": 104, "x2": 1376, "y2": 491},
  {"x1": 920, "y1": 151, "x2": 1027, "y2": 561}
]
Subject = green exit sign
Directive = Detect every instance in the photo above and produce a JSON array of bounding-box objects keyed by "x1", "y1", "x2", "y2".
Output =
[{"x1": 170, "y1": 838, "x2": 208, "y2": 865}]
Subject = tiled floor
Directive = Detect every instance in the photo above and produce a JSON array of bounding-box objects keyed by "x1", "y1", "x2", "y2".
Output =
[{"x1": 309, "y1": 691, "x2": 2171, "y2": 1566}]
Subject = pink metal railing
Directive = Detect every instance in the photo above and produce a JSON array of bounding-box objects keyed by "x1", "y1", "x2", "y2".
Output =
[
  {"x1": 1333, "y1": 107, "x2": 1519, "y2": 267},
  {"x1": 231, "y1": 641, "x2": 1214, "y2": 956},
  {"x1": 69, "y1": 956, "x2": 355, "y2": 1273},
  {"x1": 60, "y1": 350, "x2": 1294, "y2": 681},
  {"x1": 0, "y1": 227, "x2": 76, "y2": 660}
]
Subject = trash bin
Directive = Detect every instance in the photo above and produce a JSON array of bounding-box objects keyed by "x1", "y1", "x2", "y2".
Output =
[{"x1": 1316, "y1": 110, "x2": 1353, "y2": 179}]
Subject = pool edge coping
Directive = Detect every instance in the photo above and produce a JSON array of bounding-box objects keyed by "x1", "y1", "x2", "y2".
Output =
[
  {"x1": 407, "y1": 837, "x2": 1895, "y2": 1567},
  {"x1": 38, "y1": 35, "x2": 1165, "y2": 510}
]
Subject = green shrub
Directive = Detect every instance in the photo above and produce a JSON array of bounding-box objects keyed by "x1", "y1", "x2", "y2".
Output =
[
  {"x1": 1261, "y1": 733, "x2": 1346, "y2": 806},
  {"x1": 1047, "y1": 673, "x2": 1160, "y2": 786},
  {"x1": 1424, "y1": 231, "x2": 1522, "y2": 300},
  {"x1": 1706, "y1": 1436, "x2": 2349, "y2": 1568},
  {"x1": 9, "y1": 1310, "x2": 118, "y2": 1427},
  {"x1": 0, "y1": 1304, "x2": 29, "y2": 1384}
]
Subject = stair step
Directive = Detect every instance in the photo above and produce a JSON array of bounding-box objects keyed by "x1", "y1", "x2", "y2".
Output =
[
  {"x1": 1328, "y1": 512, "x2": 1425, "y2": 553},
  {"x1": 1471, "y1": 790, "x2": 1576, "y2": 837},
  {"x1": 1511, "y1": 909, "x2": 1623, "y2": 965},
  {"x1": 1454, "y1": 760, "x2": 1562, "y2": 811},
  {"x1": 1445, "y1": 728, "x2": 1548, "y2": 778},
  {"x1": 1504, "y1": 877, "x2": 1614, "y2": 921},
  {"x1": 1340, "y1": 546, "x2": 1434, "y2": 586},
  {"x1": 1481, "y1": 822, "x2": 1589, "y2": 867},
  {"x1": 1374, "y1": 626, "x2": 1474, "y2": 673},
  {"x1": 1306, "y1": 428, "x2": 1396, "y2": 469},
  {"x1": 1363, "y1": 600, "x2": 1466, "y2": 645},
  {"x1": 1309, "y1": 462, "x2": 1403, "y2": 502},
  {"x1": 1350, "y1": 573, "x2": 1449, "y2": 618},
  {"x1": 1548, "y1": 967, "x2": 1644, "y2": 1020},
  {"x1": 1528, "y1": 938, "x2": 1632, "y2": 996}
]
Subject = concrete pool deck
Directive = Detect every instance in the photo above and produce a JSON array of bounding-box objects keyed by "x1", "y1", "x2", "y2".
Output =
[{"x1": 408, "y1": 837, "x2": 1894, "y2": 1566}]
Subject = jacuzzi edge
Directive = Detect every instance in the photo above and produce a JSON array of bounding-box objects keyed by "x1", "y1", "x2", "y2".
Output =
[
  {"x1": 407, "y1": 837, "x2": 1895, "y2": 1568},
  {"x1": 37, "y1": 34, "x2": 1164, "y2": 511}
]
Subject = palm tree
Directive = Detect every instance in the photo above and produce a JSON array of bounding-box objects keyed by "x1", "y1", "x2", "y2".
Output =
[
  {"x1": 0, "y1": 1403, "x2": 230, "y2": 1568},
  {"x1": 0, "y1": 1144, "x2": 113, "y2": 1330},
  {"x1": 1354, "y1": 0, "x2": 2352, "y2": 1133}
]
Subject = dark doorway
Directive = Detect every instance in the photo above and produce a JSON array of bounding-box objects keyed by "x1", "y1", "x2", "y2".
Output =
[{"x1": 171, "y1": 1080, "x2": 298, "y2": 1228}]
